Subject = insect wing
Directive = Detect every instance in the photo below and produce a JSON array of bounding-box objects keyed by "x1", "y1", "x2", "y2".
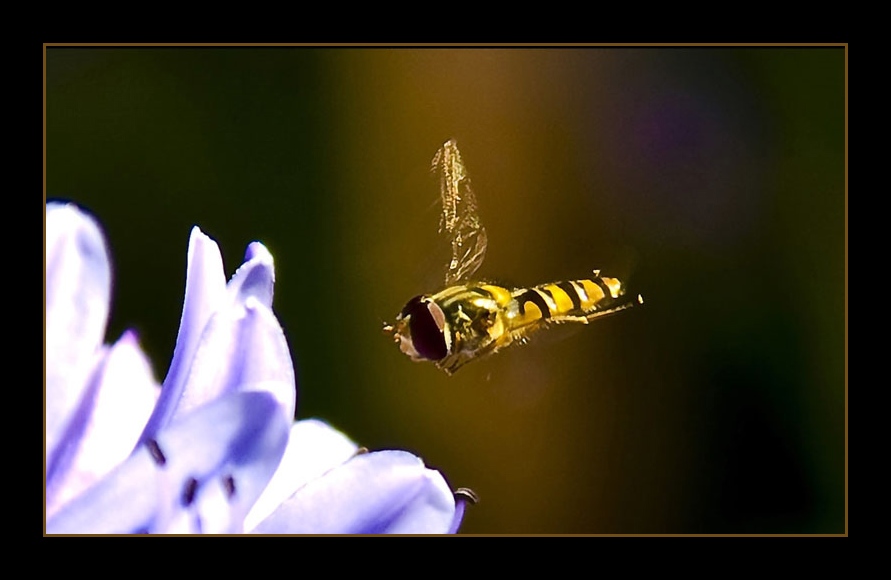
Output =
[{"x1": 432, "y1": 140, "x2": 488, "y2": 286}]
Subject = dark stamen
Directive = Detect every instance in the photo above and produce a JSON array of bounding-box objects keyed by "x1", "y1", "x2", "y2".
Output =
[
  {"x1": 147, "y1": 439, "x2": 166, "y2": 466},
  {"x1": 182, "y1": 477, "x2": 199, "y2": 507},
  {"x1": 223, "y1": 475, "x2": 236, "y2": 499},
  {"x1": 454, "y1": 487, "x2": 480, "y2": 505},
  {"x1": 353, "y1": 446, "x2": 369, "y2": 457}
]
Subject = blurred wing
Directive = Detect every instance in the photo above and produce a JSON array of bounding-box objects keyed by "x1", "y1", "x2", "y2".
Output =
[{"x1": 431, "y1": 140, "x2": 488, "y2": 286}]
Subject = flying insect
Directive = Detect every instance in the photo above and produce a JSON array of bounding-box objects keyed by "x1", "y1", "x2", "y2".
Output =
[{"x1": 384, "y1": 140, "x2": 642, "y2": 375}]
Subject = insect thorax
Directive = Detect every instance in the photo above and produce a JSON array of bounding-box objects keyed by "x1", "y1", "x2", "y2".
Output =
[{"x1": 433, "y1": 285, "x2": 508, "y2": 356}]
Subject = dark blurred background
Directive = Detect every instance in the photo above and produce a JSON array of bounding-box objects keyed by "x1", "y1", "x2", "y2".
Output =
[{"x1": 45, "y1": 46, "x2": 845, "y2": 534}]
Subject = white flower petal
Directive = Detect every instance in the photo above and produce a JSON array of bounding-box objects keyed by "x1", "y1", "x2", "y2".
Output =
[
  {"x1": 46, "y1": 330, "x2": 159, "y2": 517},
  {"x1": 140, "y1": 227, "x2": 227, "y2": 441},
  {"x1": 46, "y1": 202, "x2": 112, "y2": 460},
  {"x1": 174, "y1": 296, "x2": 296, "y2": 420},
  {"x1": 48, "y1": 391, "x2": 289, "y2": 534},
  {"x1": 250, "y1": 450, "x2": 456, "y2": 534},
  {"x1": 245, "y1": 419, "x2": 358, "y2": 531}
]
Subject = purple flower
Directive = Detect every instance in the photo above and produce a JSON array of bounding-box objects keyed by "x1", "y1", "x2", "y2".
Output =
[{"x1": 45, "y1": 202, "x2": 473, "y2": 534}]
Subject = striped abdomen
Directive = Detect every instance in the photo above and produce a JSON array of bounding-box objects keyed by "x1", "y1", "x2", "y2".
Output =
[{"x1": 502, "y1": 277, "x2": 637, "y2": 330}]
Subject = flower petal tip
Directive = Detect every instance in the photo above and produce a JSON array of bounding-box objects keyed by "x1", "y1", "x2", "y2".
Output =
[
  {"x1": 228, "y1": 242, "x2": 276, "y2": 307},
  {"x1": 245, "y1": 241, "x2": 273, "y2": 265},
  {"x1": 118, "y1": 328, "x2": 141, "y2": 345}
]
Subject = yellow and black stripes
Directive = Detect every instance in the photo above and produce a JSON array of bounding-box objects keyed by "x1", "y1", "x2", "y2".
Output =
[
  {"x1": 432, "y1": 277, "x2": 636, "y2": 330},
  {"x1": 514, "y1": 287, "x2": 554, "y2": 319},
  {"x1": 496, "y1": 277, "x2": 633, "y2": 329},
  {"x1": 387, "y1": 275, "x2": 640, "y2": 374}
]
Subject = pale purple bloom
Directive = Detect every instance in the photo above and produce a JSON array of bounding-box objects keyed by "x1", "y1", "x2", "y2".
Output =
[{"x1": 45, "y1": 202, "x2": 472, "y2": 534}]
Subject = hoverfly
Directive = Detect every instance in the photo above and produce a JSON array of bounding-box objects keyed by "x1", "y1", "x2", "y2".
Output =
[{"x1": 384, "y1": 140, "x2": 642, "y2": 375}]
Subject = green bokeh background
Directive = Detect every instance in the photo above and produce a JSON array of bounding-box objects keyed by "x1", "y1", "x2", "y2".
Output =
[{"x1": 45, "y1": 46, "x2": 845, "y2": 534}]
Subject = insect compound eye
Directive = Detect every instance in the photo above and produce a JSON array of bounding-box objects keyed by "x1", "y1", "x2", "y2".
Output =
[
  {"x1": 401, "y1": 295, "x2": 425, "y2": 318},
  {"x1": 402, "y1": 295, "x2": 448, "y2": 361}
]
